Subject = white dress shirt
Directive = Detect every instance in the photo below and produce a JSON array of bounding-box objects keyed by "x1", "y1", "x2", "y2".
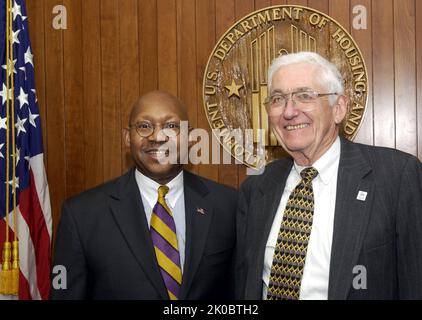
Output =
[
  {"x1": 134, "y1": 169, "x2": 186, "y2": 272},
  {"x1": 262, "y1": 137, "x2": 341, "y2": 300}
]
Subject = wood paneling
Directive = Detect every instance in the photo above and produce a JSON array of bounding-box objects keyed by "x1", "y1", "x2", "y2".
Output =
[
  {"x1": 196, "y1": 0, "x2": 219, "y2": 182},
  {"x1": 119, "y1": 0, "x2": 140, "y2": 172},
  {"x1": 82, "y1": 0, "x2": 103, "y2": 190},
  {"x1": 158, "y1": 0, "x2": 178, "y2": 95},
  {"x1": 177, "y1": 0, "x2": 198, "y2": 175},
  {"x1": 25, "y1": 0, "x2": 422, "y2": 237},
  {"x1": 372, "y1": 0, "x2": 395, "y2": 148},
  {"x1": 394, "y1": 0, "x2": 416, "y2": 155},
  {"x1": 63, "y1": 0, "x2": 84, "y2": 198},
  {"x1": 350, "y1": 0, "x2": 373, "y2": 146},
  {"x1": 100, "y1": 0, "x2": 122, "y2": 182},
  {"x1": 138, "y1": 0, "x2": 158, "y2": 94},
  {"x1": 43, "y1": 0, "x2": 65, "y2": 237},
  {"x1": 417, "y1": 0, "x2": 422, "y2": 160}
]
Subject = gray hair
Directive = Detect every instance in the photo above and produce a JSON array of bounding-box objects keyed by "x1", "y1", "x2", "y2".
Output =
[{"x1": 267, "y1": 52, "x2": 344, "y2": 105}]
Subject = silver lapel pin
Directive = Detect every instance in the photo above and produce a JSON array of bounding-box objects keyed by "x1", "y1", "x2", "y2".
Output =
[{"x1": 196, "y1": 207, "x2": 206, "y2": 215}]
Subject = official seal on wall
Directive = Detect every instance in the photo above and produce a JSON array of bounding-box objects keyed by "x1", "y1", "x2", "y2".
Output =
[{"x1": 203, "y1": 5, "x2": 368, "y2": 169}]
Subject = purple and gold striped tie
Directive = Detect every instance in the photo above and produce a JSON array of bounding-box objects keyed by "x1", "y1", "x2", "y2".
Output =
[{"x1": 150, "y1": 185, "x2": 182, "y2": 300}]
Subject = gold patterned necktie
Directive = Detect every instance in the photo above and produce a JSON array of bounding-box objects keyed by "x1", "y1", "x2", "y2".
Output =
[
  {"x1": 150, "y1": 185, "x2": 182, "y2": 300},
  {"x1": 267, "y1": 167, "x2": 319, "y2": 300}
]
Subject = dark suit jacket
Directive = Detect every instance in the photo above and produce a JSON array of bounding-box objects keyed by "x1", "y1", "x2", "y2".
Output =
[
  {"x1": 235, "y1": 137, "x2": 422, "y2": 299},
  {"x1": 50, "y1": 169, "x2": 237, "y2": 299}
]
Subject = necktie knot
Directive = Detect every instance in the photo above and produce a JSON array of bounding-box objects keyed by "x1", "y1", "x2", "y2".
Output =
[
  {"x1": 300, "y1": 167, "x2": 318, "y2": 186},
  {"x1": 158, "y1": 185, "x2": 169, "y2": 199}
]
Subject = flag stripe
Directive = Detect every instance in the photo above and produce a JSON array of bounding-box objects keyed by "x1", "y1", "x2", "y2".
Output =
[
  {"x1": 19, "y1": 270, "x2": 32, "y2": 300},
  {"x1": 18, "y1": 169, "x2": 51, "y2": 299},
  {"x1": 30, "y1": 155, "x2": 52, "y2": 237}
]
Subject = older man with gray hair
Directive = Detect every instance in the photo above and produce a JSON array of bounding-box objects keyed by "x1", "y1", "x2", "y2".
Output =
[{"x1": 235, "y1": 51, "x2": 422, "y2": 300}]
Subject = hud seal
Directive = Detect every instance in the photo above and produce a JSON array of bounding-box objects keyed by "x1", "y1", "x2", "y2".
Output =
[{"x1": 203, "y1": 5, "x2": 368, "y2": 169}]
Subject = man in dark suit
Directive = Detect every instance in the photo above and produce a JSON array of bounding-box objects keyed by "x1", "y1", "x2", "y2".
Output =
[
  {"x1": 50, "y1": 90, "x2": 237, "y2": 299},
  {"x1": 235, "y1": 52, "x2": 422, "y2": 300}
]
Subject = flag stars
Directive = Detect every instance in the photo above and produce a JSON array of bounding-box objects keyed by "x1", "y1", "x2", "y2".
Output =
[
  {"x1": 0, "y1": 83, "x2": 13, "y2": 105},
  {"x1": 17, "y1": 87, "x2": 29, "y2": 109},
  {"x1": 12, "y1": 29, "x2": 21, "y2": 44},
  {"x1": 0, "y1": 143, "x2": 4, "y2": 158},
  {"x1": 0, "y1": 116, "x2": 7, "y2": 130},
  {"x1": 24, "y1": 47, "x2": 34, "y2": 67},
  {"x1": 5, "y1": 177, "x2": 20, "y2": 191},
  {"x1": 2, "y1": 59, "x2": 17, "y2": 76},
  {"x1": 13, "y1": 148, "x2": 21, "y2": 166},
  {"x1": 15, "y1": 115, "x2": 27, "y2": 136},
  {"x1": 28, "y1": 108, "x2": 39, "y2": 127},
  {"x1": 12, "y1": 1, "x2": 22, "y2": 21}
]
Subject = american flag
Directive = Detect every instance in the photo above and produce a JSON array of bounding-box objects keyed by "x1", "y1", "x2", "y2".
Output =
[{"x1": 0, "y1": 0, "x2": 52, "y2": 299}]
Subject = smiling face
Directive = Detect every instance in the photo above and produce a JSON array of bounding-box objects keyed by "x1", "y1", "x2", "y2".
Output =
[
  {"x1": 124, "y1": 91, "x2": 189, "y2": 185},
  {"x1": 269, "y1": 62, "x2": 347, "y2": 166}
]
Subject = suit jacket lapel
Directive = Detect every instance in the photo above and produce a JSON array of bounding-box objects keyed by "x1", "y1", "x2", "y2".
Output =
[
  {"x1": 245, "y1": 159, "x2": 293, "y2": 299},
  {"x1": 108, "y1": 169, "x2": 168, "y2": 299},
  {"x1": 179, "y1": 171, "x2": 213, "y2": 299},
  {"x1": 328, "y1": 137, "x2": 373, "y2": 299}
]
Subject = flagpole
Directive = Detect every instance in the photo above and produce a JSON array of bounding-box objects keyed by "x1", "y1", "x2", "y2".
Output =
[
  {"x1": 0, "y1": 0, "x2": 19, "y2": 296},
  {"x1": 10, "y1": 0, "x2": 20, "y2": 295}
]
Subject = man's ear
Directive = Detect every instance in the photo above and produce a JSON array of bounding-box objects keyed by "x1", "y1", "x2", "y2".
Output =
[
  {"x1": 334, "y1": 95, "x2": 348, "y2": 124},
  {"x1": 123, "y1": 128, "x2": 131, "y2": 147}
]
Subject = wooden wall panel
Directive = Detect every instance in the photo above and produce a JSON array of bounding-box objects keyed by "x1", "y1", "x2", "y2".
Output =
[
  {"x1": 82, "y1": 0, "x2": 103, "y2": 190},
  {"x1": 24, "y1": 0, "x2": 422, "y2": 238},
  {"x1": 63, "y1": 0, "x2": 85, "y2": 198},
  {"x1": 417, "y1": 0, "x2": 422, "y2": 160},
  {"x1": 394, "y1": 0, "x2": 416, "y2": 155},
  {"x1": 119, "y1": 0, "x2": 140, "y2": 171},
  {"x1": 138, "y1": 0, "x2": 158, "y2": 94},
  {"x1": 350, "y1": 0, "x2": 374, "y2": 146},
  {"x1": 287, "y1": 0, "x2": 308, "y2": 6},
  {"x1": 157, "y1": 0, "x2": 178, "y2": 95},
  {"x1": 372, "y1": 0, "x2": 395, "y2": 148},
  {"x1": 271, "y1": 0, "x2": 287, "y2": 5},
  {"x1": 100, "y1": 0, "x2": 121, "y2": 182},
  {"x1": 308, "y1": 0, "x2": 328, "y2": 13},
  {"x1": 177, "y1": 0, "x2": 198, "y2": 175},
  {"x1": 256, "y1": 0, "x2": 271, "y2": 10},
  {"x1": 196, "y1": 0, "x2": 219, "y2": 182},
  {"x1": 43, "y1": 0, "x2": 66, "y2": 237}
]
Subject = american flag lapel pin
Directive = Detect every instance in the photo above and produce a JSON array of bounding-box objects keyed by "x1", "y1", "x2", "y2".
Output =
[{"x1": 196, "y1": 207, "x2": 206, "y2": 215}]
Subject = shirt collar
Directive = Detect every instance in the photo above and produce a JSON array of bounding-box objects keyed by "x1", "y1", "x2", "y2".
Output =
[
  {"x1": 135, "y1": 169, "x2": 184, "y2": 208},
  {"x1": 293, "y1": 136, "x2": 341, "y2": 185}
]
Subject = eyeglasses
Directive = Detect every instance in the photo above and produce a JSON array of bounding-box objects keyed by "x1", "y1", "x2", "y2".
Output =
[
  {"x1": 128, "y1": 121, "x2": 181, "y2": 138},
  {"x1": 263, "y1": 90, "x2": 338, "y2": 116}
]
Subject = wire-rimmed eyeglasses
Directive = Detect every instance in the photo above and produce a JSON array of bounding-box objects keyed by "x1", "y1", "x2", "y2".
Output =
[{"x1": 263, "y1": 90, "x2": 338, "y2": 116}]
